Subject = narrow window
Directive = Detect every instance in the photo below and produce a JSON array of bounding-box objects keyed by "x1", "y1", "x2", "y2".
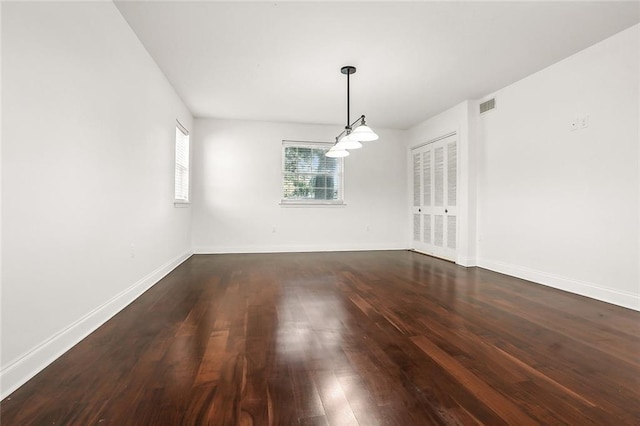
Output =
[
  {"x1": 174, "y1": 121, "x2": 190, "y2": 203},
  {"x1": 281, "y1": 141, "x2": 344, "y2": 205}
]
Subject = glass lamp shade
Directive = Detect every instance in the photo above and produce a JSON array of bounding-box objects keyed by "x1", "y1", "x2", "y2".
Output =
[
  {"x1": 351, "y1": 124, "x2": 379, "y2": 141},
  {"x1": 326, "y1": 146, "x2": 349, "y2": 157},
  {"x1": 335, "y1": 133, "x2": 363, "y2": 150}
]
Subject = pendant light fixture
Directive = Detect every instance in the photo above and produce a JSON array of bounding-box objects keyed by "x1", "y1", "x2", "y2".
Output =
[{"x1": 326, "y1": 66, "x2": 378, "y2": 158}]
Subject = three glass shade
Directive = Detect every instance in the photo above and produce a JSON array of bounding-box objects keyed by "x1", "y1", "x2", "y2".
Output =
[{"x1": 326, "y1": 122, "x2": 378, "y2": 158}]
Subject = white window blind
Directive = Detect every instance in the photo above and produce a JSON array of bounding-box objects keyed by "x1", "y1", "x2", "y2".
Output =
[
  {"x1": 175, "y1": 122, "x2": 190, "y2": 202},
  {"x1": 281, "y1": 141, "x2": 344, "y2": 204}
]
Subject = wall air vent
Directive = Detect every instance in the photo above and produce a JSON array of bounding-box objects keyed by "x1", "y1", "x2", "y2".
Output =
[{"x1": 479, "y1": 98, "x2": 496, "y2": 114}]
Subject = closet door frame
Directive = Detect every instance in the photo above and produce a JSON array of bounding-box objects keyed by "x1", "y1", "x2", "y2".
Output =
[{"x1": 409, "y1": 132, "x2": 459, "y2": 262}]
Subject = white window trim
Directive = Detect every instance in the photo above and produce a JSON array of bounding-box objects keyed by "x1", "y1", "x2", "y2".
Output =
[{"x1": 281, "y1": 140, "x2": 345, "y2": 206}]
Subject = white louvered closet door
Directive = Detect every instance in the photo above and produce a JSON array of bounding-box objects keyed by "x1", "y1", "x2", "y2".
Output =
[
  {"x1": 410, "y1": 135, "x2": 457, "y2": 261},
  {"x1": 412, "y1": 151, "x2": 423, "y2": 246}
]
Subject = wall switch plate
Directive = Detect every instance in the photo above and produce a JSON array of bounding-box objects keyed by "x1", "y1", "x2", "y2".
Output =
[
  {"x1": 579, "y1": 114, "x2": 589, "y2": 128},
  {"x1": 570, "y1": 117, "x2": 578, "y2": 131}
]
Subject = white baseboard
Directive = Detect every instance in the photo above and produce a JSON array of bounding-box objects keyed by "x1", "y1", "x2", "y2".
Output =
[
  {"x1": 0, "y1": 250, "x2": 193, "y2": 400},
  {"x1": 456, "y1": 256, "x2": 477, "y2": 267},
  {"x1": 194, "y1": 243, "x2": 409, "y2": 254},
  {"x1": 477, "y1": 257, "x2": 640, "y2": 312}
]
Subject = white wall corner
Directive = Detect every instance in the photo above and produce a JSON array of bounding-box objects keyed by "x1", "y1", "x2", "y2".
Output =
[
  {"x1": 0, "y1": 250, "x2": 193, "y2": 400},
  {"x1": 478, "y1": 257, "x2": 640, "y2": 312},
  {"x1": 465, "y1": 99, "x2": 481, "y2": 266}
]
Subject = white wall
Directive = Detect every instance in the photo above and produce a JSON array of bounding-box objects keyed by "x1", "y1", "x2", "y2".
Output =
[
  {"x1": 407, "y1": 101, "x2": 478, "y2": 266},
  {"x1": 406, "y1": 25, "x2": 639, "y2": 311},
  {"x1": 192, "y1": 118, "x2": 408, "y2": 253},
  {"x1": 476, "y1": 25, "x2": 639, "y2": 310},
  {"x1": 1, "y1": 2, "x2": 193, "y2": 397}
]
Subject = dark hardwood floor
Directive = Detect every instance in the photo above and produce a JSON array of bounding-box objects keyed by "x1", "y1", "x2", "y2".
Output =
[{"x1": 2, "y1": 251, "x2": 639, "y2": 425}]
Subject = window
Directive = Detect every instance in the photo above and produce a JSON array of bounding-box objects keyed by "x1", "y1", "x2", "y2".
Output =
[
  {"x1": 282, "y1": 141, "x2": 344, "y2": 204},
  {"x1": 174, "y1": 121, "x2": 190, "y2": 203}
]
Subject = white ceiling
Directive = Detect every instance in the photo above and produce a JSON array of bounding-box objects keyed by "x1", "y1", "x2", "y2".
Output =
[{"x1": 115, "y1": 1, "x2": 640, "y2": 130}]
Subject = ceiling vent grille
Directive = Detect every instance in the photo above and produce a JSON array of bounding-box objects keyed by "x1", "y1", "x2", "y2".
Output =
[{"x1": 479, "y1": 98, "x2": 496, "y2": 114}]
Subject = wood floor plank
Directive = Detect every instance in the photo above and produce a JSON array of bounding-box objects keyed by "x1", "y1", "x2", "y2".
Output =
[
  {"x1": 2, "y1": 251, "x2": 639, "y2": 425},
  {"x1": 411, "y1": 334, "x2": 538, "y2": 425},
  {"x1": 336, "y1": 374, "x2": 383, "y2": 426},
  {"x1": 289, "y1": 366, "x2": 326, "y2": 420},
  {"x1": 311, "y1": 370, "x2": 359, "y2": 426}
]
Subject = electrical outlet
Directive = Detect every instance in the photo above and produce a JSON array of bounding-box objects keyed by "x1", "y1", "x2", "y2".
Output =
[{"x1": 130, "y1": 243, "x2": 135, "y2": 258}]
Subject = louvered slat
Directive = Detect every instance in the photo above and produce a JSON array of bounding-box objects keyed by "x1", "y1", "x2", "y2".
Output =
[
  {"x1": 423, "y1": 214, "x2": 431, "y2": 244},
  {"x1": 413, "y1": 153, "x2": 421, "y2": 207},
  {"x1": 447, "y1": 142, "x2": 457, "y2": 206},
  {"x1": 434, "y1": 147, "x2": 444, "y2": 206},
  {"x1": 423, "y1": 151, "x2": 431, "y2": 206},
  {"x1": 447, "y1": 216, "x2": 456, "y2": 249},
  {"x1": 434, "y1": 215, "x2": 444, "y2": 247}
]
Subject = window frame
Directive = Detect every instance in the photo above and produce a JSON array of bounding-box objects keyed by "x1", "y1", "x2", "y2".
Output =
[
  {"x1": 174, "y1": 120, "x2": 190, "y2": 205},
  {"x1": 280, "y1": 140, "x2": 345, "y2": 206}
]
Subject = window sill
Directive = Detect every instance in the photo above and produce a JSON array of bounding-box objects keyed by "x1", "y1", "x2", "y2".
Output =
[
  {"x1": 174, "y1": 201, "x2": 191, "y2": 208},
  {"x1": 279, "y1": 201, "x2": 346, "y2": 208}
]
